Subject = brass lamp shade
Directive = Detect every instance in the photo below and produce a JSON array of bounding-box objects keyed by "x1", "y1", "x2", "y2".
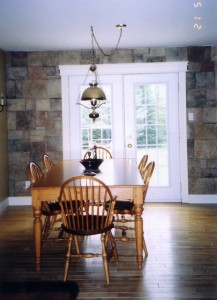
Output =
[{"x1": 81, "y1": 83, "x2": 106, "y2": 101}]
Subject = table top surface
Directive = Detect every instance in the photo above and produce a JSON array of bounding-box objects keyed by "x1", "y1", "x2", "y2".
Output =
[{"x1": 31, "y1": 158, "x2": 144, "y2": 189}]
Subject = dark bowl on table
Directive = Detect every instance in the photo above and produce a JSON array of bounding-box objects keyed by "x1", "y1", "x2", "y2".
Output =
[{"x1": 80, "y1": 158, "x2": 103, "y2": 172}]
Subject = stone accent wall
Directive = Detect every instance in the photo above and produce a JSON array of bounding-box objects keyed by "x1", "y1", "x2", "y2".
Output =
[
  {"x1": 4, "y1": 47, "x2": 217, "y2": 197},
  {"x1": 187, "y1": 47, "x2": 217, "y2": 194}
]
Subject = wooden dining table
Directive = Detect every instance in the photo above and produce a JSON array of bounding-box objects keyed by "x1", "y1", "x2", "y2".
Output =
[{"x1": 30, "y1": 158, "x2": 145, "y2": 271}]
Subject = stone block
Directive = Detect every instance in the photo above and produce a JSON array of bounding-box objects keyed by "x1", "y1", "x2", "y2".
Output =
[
  {"x1": 206, "y1": 88, "x2": 217, "y2": 102},
  {"x1": 186, "y1": 88, "x2": 206, "y2": 108},
  {"x1": 80, "y1": 50, "x2": 93, "y2": 65},
  {"x1": 22, "y1": 80, "x2": 48, "y2": 99},
  {"x1": 200, "y1": 159, "x2": 207, "y2": 168},
  {"x1": 186, "y1": 73, "x2": 196, "y2": 89},
  {"x1": 188, "y1": 159, "x2": 201, "y2": 177},
  {"x1": 6, "y1": 67, "x2": 27, "y2": 80},
  {"x1": 45, "y1": 129, "x2": 61, "y2": 137},
  {"x1": 28, "y1": 52, "x2": 43, "y2": 66},
  {"x1": 195, "y1": 124, "x2": 217, "y2": 139},
  {"x1": 15, "y1": 180, "x2": 30, "y2": 196},
  {"x1": 194, "y1": 140, "x2": 217, "y2": 158},
  {"x1": 8, "y1": 130, "x2": 24, "y2": 140},
  {"x1": 195, "y1": 72, "x2": 215, "y2": 88},
  {"x1": 17, "y1": 111, "x2": 35, "y2": 130},
  {"x1": 59, "y1": 51, "x2": 81, "y2": 65},
  {"x1": 207, "y1": 159, "x2": 217, "y2": 168},
  {"x1": 42, "y1": 51, "x2": 59, "y2": 66},
  {"x1": 47, "y1": 79, "x2": 61, "y2": 98},
  {"x1": 8, "y1": 140, "x2": 30, "y2": 152},
  {"x1": 188, "y1": 47, "x2": 211, "y2": 62},
  {"x1": 150, "y1": 48, "x2": 166, "y2": 56},
  {"x1": 201, "y1": 62, "x2": 215, "y2": 72},
  {"x1": 46, "y1": 67, "x2": 60, "y2": 78},
  {"x1": 8, "y1": 152, "x2": 30, "y2": 166},
  {"x1": 53, "y1": 120, "x2": 62, "y2": 130},
  {"x1": 28, "y1": 67, "x2": 46, "y2": 80},
  {"x1": 30, "y1": 142, "x2": 45, "y2": 162},
  {"x1": 146, "y1": 56, "x2": 165, "y2": 63},
  {"x1": 36, "y1": 99, "x2": 50, "y2": 111},
  {"x1": 9, "y1": 164, "x2": 27, "y2": 180},
  {"x1": 6, "y1": 80, "x2": 16, "y2": 98},
  {"x1": 187, "y1": 62, "x2": 201, "y2": 72},
  {"x1": 46, "y1": 136, "x2": 62, "y2": 151},
  {"x1": 189, "y1": 178, "x2": 215, "y2": 194},
  {"x1": 215, "y1": 178, "x2": 217, "y2": 193},
  {"x1": 36, "y1": 111, "x2": 53, "y2": 130},
  {"x1": 7, "y1": 98, "x2": 25, "y2": 111},
  {"x1": 29, "y1": 129, "x2": 45, "y2": 142},
  {"x1": 26, "y1": 99, "x2": 35, "y2": 111},
  {"x1": 51, "y1": 98, "x2": 61, "y2": 111},
  {"x1": 165, "y1": 47, "x2": 187, "y2": 61},
  {"x1": 202, "y1": 107, "x2": 217, "y2": 123},
  {"x1": 187, "y1": 140, "x2": 194, "y2": 158},
  {"x1": 211, "y1": 47, "x2": 217, "y2": 61},
  {"x1": 11, "y1": 52, "x2": 28, "y2": 67},
  {"x1": 201, "y1": 168, "x2": 217, "y2": 178},
  {"x1": 187, "y1": 123, "x2": 194, "y2": 139},
  {"x1": 110, "y1": 49, "x2": 133, "y2": 63},
  {"x1": 7, "y1": 112, "x2": 16, "y2": 130}
]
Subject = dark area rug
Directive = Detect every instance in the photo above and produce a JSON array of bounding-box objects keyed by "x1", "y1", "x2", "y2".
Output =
[{"x1": 0, "y1": 281, "x2": 79, "y2": 300}]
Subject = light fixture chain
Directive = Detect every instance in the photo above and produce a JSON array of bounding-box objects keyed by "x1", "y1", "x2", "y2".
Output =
[{"x1": 91, "y1": 26, "x2": 123, "y2": 57}]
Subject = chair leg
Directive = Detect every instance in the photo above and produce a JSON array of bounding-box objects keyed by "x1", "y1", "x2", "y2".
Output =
[
  {"x1": 74, "y1": 236, "x2": 80, "y2": 255},
  {"x1": 143, "y1": 236, "x2": 148, "y2": 257},
  {"x1": 64, "y1": 234, "x2": 73, "y2": 282},
  {"x1": 108, "y1": 232, "x2": 119, "y2": 262},
  {"x1": 101, "y1": 234, "x2": 110, "y2": 285},
  {"x1": 42, "y1": 216, "x2": 51, "y2": 240}
]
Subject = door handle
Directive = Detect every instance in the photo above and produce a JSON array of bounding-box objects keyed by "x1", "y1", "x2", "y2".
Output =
[{"x1": 127, "y1": 144, "x2": 132, "y2": 148}]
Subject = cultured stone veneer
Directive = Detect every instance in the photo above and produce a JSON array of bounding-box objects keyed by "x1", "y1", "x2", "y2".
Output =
[{"x1": 4, "y1": 47, "x2": 217, "y2": 196}]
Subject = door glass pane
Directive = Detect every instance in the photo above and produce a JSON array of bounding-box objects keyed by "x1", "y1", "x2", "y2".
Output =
[
  {"x1": 80, "y1": 85, "x2": 112, "y2": 157},
  {"x1": 135, "y1": 83, "x2": 169, "y2": 186}
]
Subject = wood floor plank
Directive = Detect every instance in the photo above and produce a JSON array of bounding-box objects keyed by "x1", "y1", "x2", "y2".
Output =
[{"x1": 1, "y1": 204, "x2": 217, "y2": 299}]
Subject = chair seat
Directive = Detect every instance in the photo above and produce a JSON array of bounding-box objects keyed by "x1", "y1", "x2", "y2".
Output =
[
  {"x1": 114, "y1": 200, "x2": 134, "y2": 211},
  {"x1": 61, "y1": 215, "x2": 114, "y2": 236},
  {"x1": 42, "y1": 202, "x2": 61, "y2": 216}
]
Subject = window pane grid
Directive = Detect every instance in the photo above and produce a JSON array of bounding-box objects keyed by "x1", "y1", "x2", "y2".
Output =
[
  {"x1": 81, "y1": 84, "x2": 112, "y2": 156},
  {"x1": 136, "y1": 83, "x2": 169, "y2": 186}
]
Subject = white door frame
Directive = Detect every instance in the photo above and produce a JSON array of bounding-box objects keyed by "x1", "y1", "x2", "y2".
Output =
[{"x1": 59, "y1": 62, "x2": 188, "y2": 203}]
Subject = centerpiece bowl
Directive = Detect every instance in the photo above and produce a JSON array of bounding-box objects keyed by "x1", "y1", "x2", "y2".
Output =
[{"x1": 80, "y1": 158, "x2": 103, "y2": 173}]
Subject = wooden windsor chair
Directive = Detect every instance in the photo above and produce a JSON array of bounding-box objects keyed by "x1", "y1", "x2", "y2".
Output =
[
  {"x1": 138, "y1": 154, "x2": 148, "y2": 179},
  {"x1": 43, "y1": 153, "x2": 54, "y2": 172},
  {"x1": 58, "y1": 175, "x2": 119, "y2": 285},
  {"x1": 113, "y1": 161, "x2": 155, "y2": 257},
  {"x1": 83, "y1": 146, "x2": 112, "y2": 160},
  {"x1": 28, "y1": 161, "x2": 62, "y2": 240}
]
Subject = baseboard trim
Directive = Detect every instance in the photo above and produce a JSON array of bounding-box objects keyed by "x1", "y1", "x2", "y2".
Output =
[
  {"x1": 187, "y1": 195, "x2": 217, "y2": 204},
  {"x1": 9, "y1": 196, "x2": 32, "y2": 206}
]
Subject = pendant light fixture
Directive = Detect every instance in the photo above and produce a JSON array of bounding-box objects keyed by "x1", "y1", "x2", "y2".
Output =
[{"x1": 78, "y1": 24, "x2": 126, "y2": 122}]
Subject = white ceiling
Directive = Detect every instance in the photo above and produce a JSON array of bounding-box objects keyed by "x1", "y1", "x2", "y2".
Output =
[{"x1": 0, "y1": 0, "x2": 216, "y2": 51}]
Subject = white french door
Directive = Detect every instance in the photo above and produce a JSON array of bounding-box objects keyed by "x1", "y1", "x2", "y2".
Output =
[
  {"x1": 59, "y1": 62, "x2": 188, "y2": 202},
  {"x1": 123, "y1": 74, "x2": 180, "y2": 201}
]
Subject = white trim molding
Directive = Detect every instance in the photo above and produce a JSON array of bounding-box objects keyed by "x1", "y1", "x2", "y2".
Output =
[
  {"x1": 59, "y1": 61, "x2": 189, "y2": 203},
  {"x1": 187, "y1": 195, "x2": 217, "y2": 204},
  {"x1": 8, "y1": 196, "x2": 31, "y2": 206}
]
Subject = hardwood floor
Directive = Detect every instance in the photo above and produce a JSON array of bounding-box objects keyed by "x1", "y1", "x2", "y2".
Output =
[{"x1": 1, "y1": 203, "x2": 217, "y2": 299}]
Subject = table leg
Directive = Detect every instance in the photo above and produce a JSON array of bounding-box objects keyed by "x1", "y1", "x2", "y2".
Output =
[
  {"x1": 134, "y1": 204, "x2": 144, "y2": 269},
  {"x1": 33, "y1": 206, "x2": 42, "y2": 271}
]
